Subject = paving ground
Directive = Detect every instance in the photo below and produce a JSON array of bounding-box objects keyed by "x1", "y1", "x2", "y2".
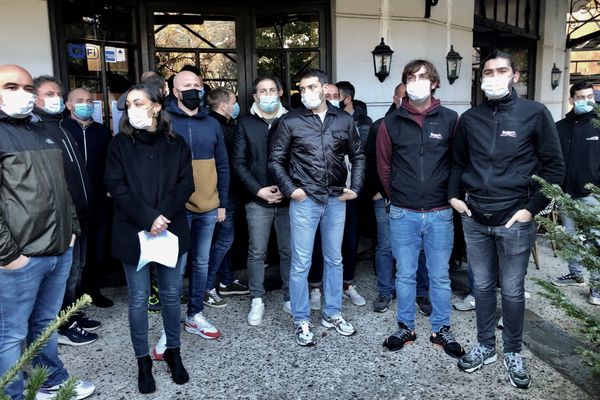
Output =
[{"x1": 59, "y1": 241, "x2": 598, "y2": 400}]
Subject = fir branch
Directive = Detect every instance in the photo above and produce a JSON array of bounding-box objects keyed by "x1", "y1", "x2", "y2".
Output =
[{"x1": 0, "y1": 295, "x2": 92, "y2": 393}]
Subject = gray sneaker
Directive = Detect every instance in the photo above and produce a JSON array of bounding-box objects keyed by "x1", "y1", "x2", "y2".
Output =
[
  {"x1": 454, "y1": 294, "x2": 475, "y2": 311},
  {"x1": 552, "y1": 272, "x2": 585, "y2": 287},
  {"x1": 504, "y1": 352, "x2": 531, "y2": 389},
  {"x1": 321, "y1": 313, "x2": 356, "y2": 336},
  {"x1": 295, "y1": 321, "x2": 316, "y2": 346},
  {"x1": 373, "y1": 294, "x2": 391, "y2": 313},
  {"x1": 457, "y1": 342, "x2": 497, "y2": 373},
  {"x1": 589, "y1": 287, "x2": 600, "y2": 305}
]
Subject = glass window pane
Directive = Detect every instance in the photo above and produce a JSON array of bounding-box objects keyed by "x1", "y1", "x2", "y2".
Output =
[
  {"x1": 256, "y1": 14, "x2": 319, "y2": 49},
  {"x1": 154, "y1": 13, "x2": 235, "y2": 49},
  {"x1": 256, "y1": 53, "x2": 285, "y2": 81},
  {"x1": 155, "y1": 52, "x2": 196, "y2": 78},
  {"x1": 290, "y1": 51, "x2": 320, "y2": 84},
  {"x1": 199, "y1": 52, "x2": 237, "y2": 81},
  {"x1": 63, "y1": 1, "x2": 133, "y2": 42}
]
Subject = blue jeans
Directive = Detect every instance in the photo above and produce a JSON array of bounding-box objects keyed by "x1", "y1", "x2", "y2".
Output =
[
  {"x1": 461, "y1": 214, "x2": 535, "y2": 353},
  {"x1": 289, "y1": 196, "x2": 346, "y2": 323},
  {"x1": 123, "y1": 255, "x2": 186, "y2": 358},
  {"x1": 0, "y1": 249, "x2": 73, "y2": 400},
  {"x1": 245, "y1": 201, "x2": 291, "y2": 301},
  {"x1": 187, "y1": 209, "x2": 217, "y2": 317},
  {"x1": 390, "y1": 206, "x2": 453, "y2": 332},
  {"x1": 207, "y1": 203, "x2": 235, "y2": 291},
  {"x1": 560, "y1": 195, "x2": 600, "y2": 285}
]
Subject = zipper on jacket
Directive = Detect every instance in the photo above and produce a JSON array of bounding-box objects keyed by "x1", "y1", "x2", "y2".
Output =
[
  {"x1": 82, "y1": 126, "x2": 88, "y2": 166},
  {"x1": 319, "y1": 117, "x2": 328, "y2": 186},
  {"x1": 483, "y1": 103, "x2": 501, "y2": 192}
]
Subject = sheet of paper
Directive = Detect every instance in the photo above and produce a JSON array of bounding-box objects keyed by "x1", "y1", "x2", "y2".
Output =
[
  {"x1": 137, "y1": 230, "x2": 179, "y2": 271},
  {"x1": 91, "y1": 100, "x2": 103, "y2": 124}
]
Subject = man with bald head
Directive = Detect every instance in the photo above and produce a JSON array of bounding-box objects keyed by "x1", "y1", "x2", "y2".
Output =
[
  {"x1": 63, "y1": 87, "x2": 114, "y2": 310},
  {"x1": 0, "y1": 65, "x2": 95, "y2": 399},
  {"x1": 165, "y1": 68, "x2": 229, "y2": 343}
]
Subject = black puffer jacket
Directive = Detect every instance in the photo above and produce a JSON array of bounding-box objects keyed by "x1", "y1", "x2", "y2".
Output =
[
  {"x1": 449, "y1": 89, "x2": 565, "y2": 215},
  {"x1": 269, "y1": 104, "x2": 365, "y2": 204},
  {"x1": 556, "y1": 110, "x2": 600, "y2": 198},
  {"x1": 0, "y1": 111, "x2": 79, "y2": 265}
]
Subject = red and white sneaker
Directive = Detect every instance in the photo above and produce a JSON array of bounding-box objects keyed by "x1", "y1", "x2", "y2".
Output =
[
  {"x1": 151, "y1": 330, "x2": 166, "y2": 361},
  {"x1": 185, "y1": 312, "x2": 221, "y2": 339}
]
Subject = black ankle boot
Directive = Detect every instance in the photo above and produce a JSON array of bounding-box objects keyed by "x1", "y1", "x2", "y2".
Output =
[
  {"x1": 137, "y1": 355, "x2": 156, "y2": 393},
  {"x1": 163, "y1": 347, "x2": 189, "y2": 384}
]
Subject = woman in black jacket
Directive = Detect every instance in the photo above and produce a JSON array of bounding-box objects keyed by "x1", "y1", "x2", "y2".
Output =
[{"x1": 104, "y1": 83, "x2": 194, "y2": 394}]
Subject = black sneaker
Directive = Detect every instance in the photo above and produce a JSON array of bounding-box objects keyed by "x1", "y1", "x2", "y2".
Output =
[
  {"x1": 552, "y1": 272, "x2": 585, "y2": 287},
  {"x1": 416, "y1": 296, "x2": 432, "y2": 316},
  {"x1": 58, "y1": 322, "x2": 98, "y2": 346},
  {"x1": 219, "y1": 280, "x2": 250, "y2": 296},
  {"x1": 430, "y1": 326, "x2": 465, "y2": 358},
  {"x1": 73, "y1": 312, "x2": 101, "y2": 331},
  {"x1": 383, "y1": 322, "x2": 416, "y2": 351},
  {"x1": 372, "y1": 294, "x2": 391, "y2": 313}
]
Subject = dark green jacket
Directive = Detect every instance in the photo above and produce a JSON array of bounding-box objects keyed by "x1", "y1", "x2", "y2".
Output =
[{"x1": 0, "y1": 111, "x2": 79, "y2": 265}]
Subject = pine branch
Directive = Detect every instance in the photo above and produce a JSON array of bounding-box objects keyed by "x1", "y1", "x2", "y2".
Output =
[
  {"x1": 0, "y1": 295, "x2": 92, "y2": 393},
  {"x1": 23, "y1": 367, "x2": 49, "y2": 400}
]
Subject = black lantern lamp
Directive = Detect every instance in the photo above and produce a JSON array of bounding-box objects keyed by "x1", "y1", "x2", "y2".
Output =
[
  {"x1": 551, "y1": 63, "x2": 562, "y2": 90},
  {"x1": 446, "y1": 45, "x2": 462, "y2": 84},
  {"x1": 372, "y1": 38, "x2": 394, "y2": 82}
]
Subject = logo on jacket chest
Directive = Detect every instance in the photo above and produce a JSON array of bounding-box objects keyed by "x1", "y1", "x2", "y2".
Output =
[
  {"x1": 586, "y1": 135, "x2": 599, "y2": 141},
  {"x1": 429, "y1": 132, "x2": 443, "y2": 140},
  {"x1": 500, "y1": 130, "x2": 517, "y2": 138}
]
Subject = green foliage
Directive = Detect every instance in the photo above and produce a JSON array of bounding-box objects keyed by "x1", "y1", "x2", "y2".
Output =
[
  {"x1": 0, "y1": 295, "x2": 92, "y2": 399},
  {"x1": 533, "y1": 177, "x2": 600, "y2": 289}
]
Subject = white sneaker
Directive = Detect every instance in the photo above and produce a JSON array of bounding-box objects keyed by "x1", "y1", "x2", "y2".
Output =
[
  {"x1": 185, "y1": 312, "x2": 221, "y2": 339},
  {"x1": 151, "y1": 330, "x2": 167, "y2": 361},
  {"x1": 454, "y1": 294, "x2": 476, "y2": 311},
  {"x1": 309, "y1": 287, "x2": 322, "y2": 310},
  {"x1": 321, "y1": 313, "x2": 356, "y2": 336},
  {"x1": 248, "y1": 298, "x2": 265, "y2": 326},
  {"x1": 343, "y1": 285, "x2": 366, "y2": 306},
  {"x1": 283, "y1": 300, "x2": 292, "y2": 315},
  {"x1": 36, "y1": 380, "x2": 95, "y2": 400}
]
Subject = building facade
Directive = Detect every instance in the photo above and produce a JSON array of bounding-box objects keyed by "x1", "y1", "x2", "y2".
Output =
[{"x1": 1, "y1": 0, "x2": 570, "y2": 127}]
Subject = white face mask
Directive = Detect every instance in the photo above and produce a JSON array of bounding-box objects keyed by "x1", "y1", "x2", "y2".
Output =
[
  {"x1": 0, "y1": 89, "x2": 36, "y2": 118},
  {"x1": 406, "y1": 80, "x2": 432, "y2": 103},
  {"x1": 42, "y1": 96, "x2": 65, "y2": 114},
  {"x1": 302, "y1": 90, "x2": 324, "y2": 110},
  {"x1": 481, "y1": 76, "x2": 512, "y2": 100},
  {"x1": 128, "y1": 107, "x2": 154, "y2": 130}
]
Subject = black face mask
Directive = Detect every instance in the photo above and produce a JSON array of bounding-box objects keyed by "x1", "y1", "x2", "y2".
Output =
[{"x1": 180, "y1": 89, "x2": 202, "y2": 110}]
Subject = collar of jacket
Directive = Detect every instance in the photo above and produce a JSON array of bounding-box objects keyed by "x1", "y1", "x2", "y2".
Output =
[
  {"x1": 250, "y1": 102, "x2": 288, "y2": 119},
  {"x1": 34, "y1": 107, "x2": 65, "y2": 123},
  {"x1": 395, "y1": 97, "x2": 441, "y2": 117},
  {"x1": 300, "y1": 102, "x2": 340, "y2": 117},
  {"x1": 166, "y1": 97, "x2": 210, "y2": 119},
  {"x1": 209, "y1": 110, "x2": 231, "y2": 126},
  {"x1": 483, "y1": 87, "x2": 518, "y2": 111},
  {"x1": 565, "y1": 109, "x2": 596, "y2": 122},
  {"x1": 0, "y1": 109, "x2": 38, "y2": 124}
]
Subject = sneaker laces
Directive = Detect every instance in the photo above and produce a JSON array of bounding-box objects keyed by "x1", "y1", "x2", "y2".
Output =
[
  {"x1": 296, "y1": 322, "x2": 313, "y2": 336},
  {"x1": 376, "y1": 294, "x2": 389, "y2": 303},
  {"x1": 391, "y1": 325, "x2": 413, "y2": 341},
  {"x1": 591, "y1": 287, "x2": 600, "y2": 296},
  {"x1": 72, "y1": 323, "x2": 90, "y2": 336},
  {"x1": 505, "y1": 352, "x2": 527, "y2": 375},
  {"x1": 558, "y1": 273, "x2": 578, "y2": 281},
  {"x1": 209, "y1": 290, "x2": 223, "y2": 302},
  {"x1": 435, "y1": 326, "x2": 456, "y2": 345},
  {"x1": 467, "y1": 343, "x2": 493, "y2": 360}
]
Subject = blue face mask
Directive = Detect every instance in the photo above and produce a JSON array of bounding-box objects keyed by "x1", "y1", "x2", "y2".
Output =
[
  {"x1": 231, "y1": 102, "x2": 240, "y2": 119},
  {"x1": 258, "y1": 95, "x2": 279, "y2": 113},
  {"x1": 73, "y1": 103, "x2": 94, "y2": 120},
  {"x1": 574, "y1": 99, "x2": 594, "y2": 114}
]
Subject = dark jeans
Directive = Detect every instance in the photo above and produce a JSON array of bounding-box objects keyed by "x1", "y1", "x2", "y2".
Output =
[
  {"x1": 82, "y1": 198, "x2": 110, "y2": 295},
  {"x1": 63, "y1": 219, "x2": 88, "y2": 309},
  {"x1": 207, "y1": 201, "x2": 236, "y2": 291},
  {"x1": 461, "y1": 214, "x2": 535, "y2": 353},
  {"x1": 123, "y1": 255, "x2": 186, "y2": 358}
]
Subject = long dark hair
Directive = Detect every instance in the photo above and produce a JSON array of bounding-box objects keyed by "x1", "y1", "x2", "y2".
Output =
[{"x1": 119, "y1": 83, "x2": 175, "y2": 140}]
